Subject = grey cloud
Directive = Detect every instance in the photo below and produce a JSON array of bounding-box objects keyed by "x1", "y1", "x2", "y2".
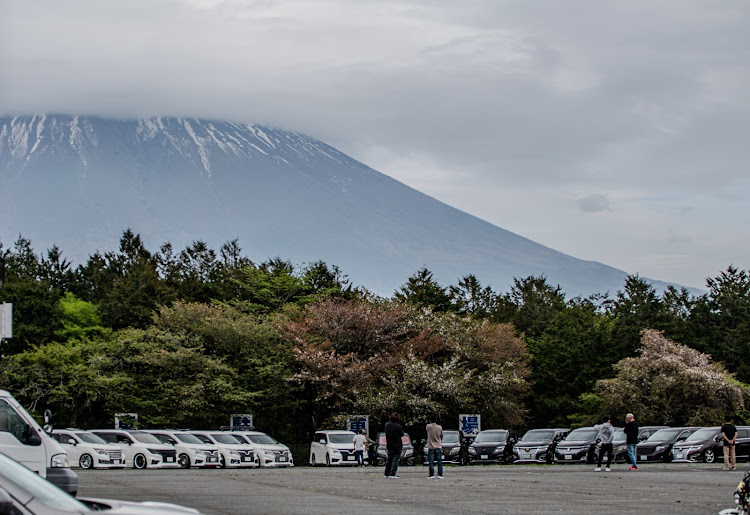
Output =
[{"x1": 577, "y1": 194, "x2": 611, "y2": 213}]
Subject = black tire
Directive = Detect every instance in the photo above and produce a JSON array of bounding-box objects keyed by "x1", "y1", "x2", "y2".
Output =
[
  {"x1": 133, "y1": 453, "x2": 147, "y2": 469},
  {"x1": 79, "y1": 454, "x2": 94, "y2": 470},
  {"x1": 311, "y1": 453, "x2": 317, "y2": 466},
  {"x1": 326, "y1": 453, "x2": 331, "y2": 466},
  {"x1": 178, "y1": 453, "x2": 191, "y2": 469},
  {"x1": 220, "y1": 455, "x2": 226, "y2": 469},
  {"x1": 586, "y1": 448, "x2": 595, "y2": 465},
  {"x1": 703, "y1": 449, "x2": 716, "y2": 463}
]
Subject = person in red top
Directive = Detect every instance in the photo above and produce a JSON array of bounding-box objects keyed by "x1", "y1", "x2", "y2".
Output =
[{"x1": 722, "y1": 415, "x2": 738, "y2": 471}]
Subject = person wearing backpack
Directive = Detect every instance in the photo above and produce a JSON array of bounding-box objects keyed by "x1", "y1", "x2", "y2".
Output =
[{"x1": 594, "y1": 415, "x2": 615, "y2": 472}]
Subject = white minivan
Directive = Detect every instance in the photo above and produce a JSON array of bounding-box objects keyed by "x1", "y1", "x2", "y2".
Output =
[
  {"x1": 232, "y1": 431, "x2": 293, "y2": 468},
  {"x1": 51, "y1": 429, "x2": 125, "y2": 469},
  {"x1": 309, "y1": 430, "x2": 357, "y2": 466},
  {"x1": 90, "y1": 429, "x2": 179, "y2": 469},
  {"x1": 188, "y1": 431, "x2": 258, "y2": 468},
  {"x1": 146, "y1": 430, "x2": 221, "y2": 469},
  {"x1": 0, "y1": 390, "x2": 77, "y2": 494}
]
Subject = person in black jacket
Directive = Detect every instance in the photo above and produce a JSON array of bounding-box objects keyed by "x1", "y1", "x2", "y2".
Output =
[
  {"x1": 624, "y1": 413, "x2": 639, "y2": 471},
  {"x1": 384, "y1": 412, "x2": 405, "y2": 478},
  {"x1": 722, "y1": 415, "x2": 738, "y2": 471}
]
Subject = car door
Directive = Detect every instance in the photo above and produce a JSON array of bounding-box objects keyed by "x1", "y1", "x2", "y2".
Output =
[
  {"x1": 311, "y1": 432, "x2": 325, "y2": 462},
  {"x1": 735, "y1": 429, "x2": 750, "y2": 460},
  {"x1": 0, "y1": 398, "x2": 45, "y2": 474}
]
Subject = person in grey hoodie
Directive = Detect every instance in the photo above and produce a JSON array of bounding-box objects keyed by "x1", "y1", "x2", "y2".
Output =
[{"x1": 594, "y1": 415, "x2": 615, "y2": 471}]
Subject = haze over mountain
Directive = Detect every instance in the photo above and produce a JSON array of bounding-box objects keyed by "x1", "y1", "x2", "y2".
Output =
[{"x1": 0, "y1": 114, "x2": 673, "y2": 296}]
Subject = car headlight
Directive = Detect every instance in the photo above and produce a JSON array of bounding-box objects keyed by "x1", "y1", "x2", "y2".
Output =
[
  {"x1": 537, "y1": 446, "x2": 549, "y2": 452},
  {"x1": 494, "y1": 446, "x2": 505, "y2": 453},
  {"x1": 405, "y1": 449, "x2": 413, "y2": 456},
  {"x1": 50, "y1": 453, "x2": 70, "y2": 468},
  {"x1": 468, "y1": 447, "x2": 477, "y2": 454},
  {"x1": 147, "y1": 448, "x2": 164, "y2": 455},
  {"x1": 331, "y1": 450, "x2": 342, "y2": 456},
  {"x1": 229, "y1": 450, "x2": 241, "y2": 456},
  {"x1": 264, "y1": 451, "x2": 275, "y2": 457},
  {"x1": 614, "y1": 445, "x2": 626, "y2": 453},
  {"x1": 449, "y1": 448, "x2": 460, "y2": 455},
  {"x1": 94, "y1": 448, "x2": 111, "y2": 456},
  {"x1": 377, "y1": 449, "x2": 386, "y2": 456},
  {"x1": 655, "y1": 445, "x2": 666, "y2": 452}
]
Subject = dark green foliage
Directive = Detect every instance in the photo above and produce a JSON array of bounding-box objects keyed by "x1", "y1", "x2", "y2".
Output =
[{"x1": 395, "y1": 267, "x2": 453, "y2": 312}]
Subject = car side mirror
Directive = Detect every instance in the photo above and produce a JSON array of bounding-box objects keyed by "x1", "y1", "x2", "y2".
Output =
[
  {"x1": 319, "y1": 439, "x2": 326, "y2": 445},
  {"x1": 714, "y1": 435, "x2": 722, "y2": 442},
  {"x1": 639, "y1": 435, "x2": 648, "y2": 441},
  {"x1": 68, "y1": 438, "x2": 77, "y2": 446}
]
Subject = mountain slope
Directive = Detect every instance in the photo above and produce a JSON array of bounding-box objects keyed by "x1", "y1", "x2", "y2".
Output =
[{"x1": 1, "y1": 114, "x2": 653, "y2": 296}]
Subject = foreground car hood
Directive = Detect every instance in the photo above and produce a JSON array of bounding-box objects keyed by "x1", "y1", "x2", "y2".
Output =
[
  {"x1": 80, "y1": 497, "x2": 201, "y2": 514},
  {"x1": 515, "y1": 441, "x2": 551, "y2": 447},
  {"x1": 255, "y1": 444, "x2": 289, "y2": 452},
  {"x1": 558, "y1": 441, "x2": 593, "y2": 447}
]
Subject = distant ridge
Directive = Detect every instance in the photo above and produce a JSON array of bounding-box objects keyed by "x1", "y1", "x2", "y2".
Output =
[{"x1": 0, "y1": 114, "x2": 678, "y2": 296}]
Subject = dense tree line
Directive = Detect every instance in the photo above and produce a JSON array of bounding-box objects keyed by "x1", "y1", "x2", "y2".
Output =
[{"x1": 1, "y1": 231, "x2": 748, "y2": 449}]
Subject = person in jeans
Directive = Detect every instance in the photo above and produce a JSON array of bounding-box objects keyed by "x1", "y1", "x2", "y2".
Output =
[
  {"x1": 594, "y1": 415, "x2": 614, "y2": 472},
  {"x1": 722, "y1": 415, "x2": 738, "y2": 471},
  {"x1": 384, "y1": 412, "x2": 404, "y2": 478},
  {"x1": 426, "y1": 416, "x2": 444, "y2": 479},
  {"x1": 624, "y1": 413, "x2": 639, "y2": 471},
  {"x1": 353, "y1": 429, "x2": 367, "y2": 467}
]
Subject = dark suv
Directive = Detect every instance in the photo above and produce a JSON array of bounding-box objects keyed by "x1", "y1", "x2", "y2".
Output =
[
  {"x1": 598, "y1": 425, "x2": 668, "y2": 463},
  {"x1": 513, "y1": 428, "x2": 569, "y2": 464},
  {"x1": 554, "y1": 427, "x2": 600, "y2": 464},
  {"x1": 467, "y1": 429, "x2": 518, "y2": 464},
  {"x1": 672, "y1": 426, "x2": 750, "y2": 463},
  {"x1": 636, "y1": 427, "x2": 699, "y2": 462},
  {"x1": 421, "y1": 430, "x2": 462, "y2": 465},
  {"x1": 374, "y1": 432, "x2": 415, "y2": 465}
]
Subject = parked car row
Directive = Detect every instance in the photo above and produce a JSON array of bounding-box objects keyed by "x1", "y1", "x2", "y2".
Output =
[
  {"x1": 50, "y1": 428, "x2": 294, "y2": 469},
  {"x1": 308, "y1": 424, "x2": 750, "y2": 468}
]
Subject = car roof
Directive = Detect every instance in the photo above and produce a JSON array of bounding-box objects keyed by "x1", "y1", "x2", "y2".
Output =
[{"x1": 317, "y1": 430, "x2": 355, "y2": 434}]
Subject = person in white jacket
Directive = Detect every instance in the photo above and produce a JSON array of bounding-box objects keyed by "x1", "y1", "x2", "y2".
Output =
[{"x1": 594, "y1": 415, "x2": 615, "y2": 472}]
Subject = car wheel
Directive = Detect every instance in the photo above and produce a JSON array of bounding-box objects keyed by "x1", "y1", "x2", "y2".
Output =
[
  {"x1": 586, "y1": 448, "x2": 595, "y2": 465},
  {"x1": 326, "y1": 453, "x2": 331, "y2": 466},
  {"x1": 663, "y1": 450, "x2": 673, "y2": 463},
  {"x1": 505, "y1": 452, "x2": 516, "y2": 464},
  {"x1": 703, "y1": 449, "x2": 716, "y2": 463},
  {"x1": 311, "y1": 453, "x2": 317, "y2": 466},
  {"x1": 178, "y1": 454, "x2": 191, "y2": 469},
  {"x1": 133, "y1": 453, "x2": 147, "y2": 469},
  {"x1": 79, "y1": 454, "x2": 94, "y2": 469},
  {"x1": 220, "y1": 456, "x2": 226, "y2": 469}
]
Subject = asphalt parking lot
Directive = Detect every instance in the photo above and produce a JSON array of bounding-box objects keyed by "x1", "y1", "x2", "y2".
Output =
[{"x1": 77, "y1": 463, "x2": 743, "y2": 514}]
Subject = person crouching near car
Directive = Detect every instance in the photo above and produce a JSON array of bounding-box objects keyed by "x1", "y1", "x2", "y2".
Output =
[
  {"x1": 384, "y1": 412, "x2": 404, "y2": 478},
  {"x1": 594, "y1": 415, "x2": 614, "y2": 472},
  {"x1": 722, "y1": 415, "x2": 738, "y2": 471}
]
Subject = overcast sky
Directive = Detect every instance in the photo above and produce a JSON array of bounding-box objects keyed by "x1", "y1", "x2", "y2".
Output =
[{"x1": 2, "y1": 0, "x2": 749, "y2": 290}]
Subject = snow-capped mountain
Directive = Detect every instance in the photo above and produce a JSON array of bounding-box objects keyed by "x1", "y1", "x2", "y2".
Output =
[{"x1": 1, "y1": 114, "x2": 654, "y2": 296}]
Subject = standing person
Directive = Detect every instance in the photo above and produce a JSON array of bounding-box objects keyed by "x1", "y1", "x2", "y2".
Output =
[
  {"x1": 624, "y1": 413, "x2": 639, "y2": 471},
  {"x1": 426, "y1": 416, "x2": 444, "y2": 479},
  {"x1": 353, "y1": 429, "x2": 367, "y2": 467},
  {"x1": 384, "y1": 412, "x2": 404, "y2": 478},
  {"x1": 594, "y1": 415, "x2": 614, "y2": 472},
  {"x1": 722, "y1": 415, "x2": 738, "y2": 471}
]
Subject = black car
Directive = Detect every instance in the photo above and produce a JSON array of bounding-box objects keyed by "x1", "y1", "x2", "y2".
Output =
[
  {"x1": 374, "y1": 432, "x2": 415, "y2": 465},
  {"x1": 421, "y1": 430, "x2": 462, "y2": 465},
  {"x1": 636, "y1": 427, "x2": 699, "y2": 462},
  {"x1": 598, "y1": 425, "x2": 669, "y2": 463},
  {"x1": 554, "y1": 427, "x2": 599, "y2": 464},
  {"x1": 467, "y1": 429, "x2": 518, "y2": 464},
  {"x1": 513, "y1": 428, "x2": 569, "y2": 464},
  {"x1": 672, "y1": 426, "x2": 750, "y2": 464}
]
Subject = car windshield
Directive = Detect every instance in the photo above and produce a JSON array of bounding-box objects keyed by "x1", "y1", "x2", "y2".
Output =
[
  {"x1": 130, "y1": 432, "x2": 162, "y2": 444},
  {"x1": 328, "y1": 433, "x2": 355, "y2": 444},
  {"x1": 612, "y1": 429, "x2": 625, "y2": 440},
  {"x1": 211, "y1": 433, "x2": 243, "y2": 445},
  {"x1": 564, "y1": 429, "x2": 598, "y2": 441},
  {"x1": 520, "y1": 430, "x2": 555, "y2": 442},
  {"x1": 474, "y1": 431, "x2": 507, "y2": 443},
  {"x1": 442, "y1": 432, "x2": 460, "y2": 444},
  {"x1": 75, "y1": 432, "x2": 108, "y2": 444},
  {"x1": 174, "y1": 434, "x2": 204, "y2": 444},
  {"x1": 245, "y1": 434, "x2": 278, "y2": 445},
  {"x1": 646, "y1": 429, "x2": 684, "y2": 442},
  {"x1": 684, "y1": 428, "x2": 718, "y2": 442},
  {"x1": 0, "y1": 452, "x2": 91, "y2": 512}
]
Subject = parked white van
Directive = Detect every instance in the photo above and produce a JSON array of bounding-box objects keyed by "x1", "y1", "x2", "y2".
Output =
[
  {"x1": 309, "y1": 430, "x2": 357, "y2": 466},
  {"x1": 0, "y1": 390, "x2": 77, "y2": 494},
  {"x1": 90, "y1": 429, "x2": 178, "y2": 469},
  {"x1": 146, "y1": 430, "x2": 221, "y2": 469},
  {"x1": 232, "y1": 431, "x2": 293, "y2": 468},
  {"x1": 51, "y1": 429, "x2": 125, "y2": 469},
  {"x1": 187, "y1": 431, "x2": 258, "y2": 468}
]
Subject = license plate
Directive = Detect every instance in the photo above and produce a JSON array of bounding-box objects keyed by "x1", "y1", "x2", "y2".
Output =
[
  {"x1": 523, "y1": 453, "x2": 532, "y2": 460},
  {"x1": 166, "y1": 457, "x2": 174, "y2": 462},
  {"x1": 279, "y1": 456, "x2": 287, "y2": 461},
  {"x1": 675, "y1": 453, "x2": 683, "y2": 459},
  {"x1": 565, "y1": 454, "x2": 572, "y2": 460},
  {"x1": 242, "y1": 457, "x2": 251, "y2": 461},
  {"x1": 640, "y1": 455, "x2": 647, "y2": 461},
  {"x1": 481, "y1": 454, "x2": 488, "y2": 459},
  {"x1": 209, "y1": 457, "x2": 218, "y2": 462},
  {"x1": 346, "y1": 456, "x2": 354, "y2": 460}
]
